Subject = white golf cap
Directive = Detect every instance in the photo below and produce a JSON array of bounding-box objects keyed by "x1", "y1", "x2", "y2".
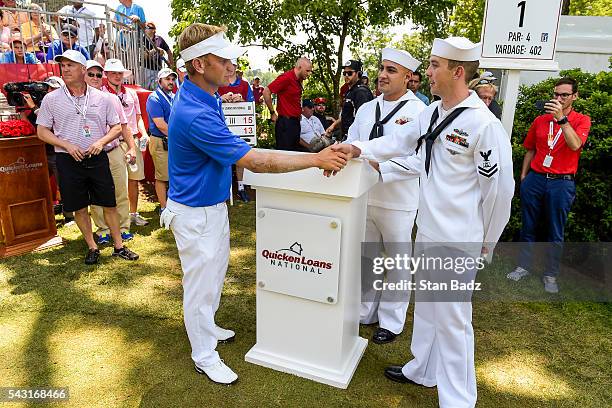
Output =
[
  {"x1": 231, "y1": 58, "x2": 237, "y2": 65},
  {"x1": 44, "y1": 76, "x2": 65, "y2": 88},
  {"x1": 157, "y1": 67, "x2": 177, "y2": 80},
  {"x1": 431, "y1": 37, "x2": 481, "y2": 62},
  {"x1": 54, "y1": 49, "x2": 87, "y2": 66},
  {"x1": 180, "y1": 31, "x2": 245, "y2": 62},
  {"x1": 381, "y1": 48, "x2": 420, "y2": 72},
  {"x1": 482, "y1": 71, "x2": 497, "y2": 80},
  {"x1": 86, "y1": 60, "x2": 103, "y2": 71},
  {"x1": 103, "y1": 58, "x2": 132, "y2": 78},
  {"x1": 176, "y1": 58, "x2": 186, "y2": 73}
]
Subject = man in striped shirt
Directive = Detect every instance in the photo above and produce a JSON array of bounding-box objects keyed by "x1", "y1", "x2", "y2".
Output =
[{"x1": 36, "y1": 50, "x2": 139, "y2": 265}]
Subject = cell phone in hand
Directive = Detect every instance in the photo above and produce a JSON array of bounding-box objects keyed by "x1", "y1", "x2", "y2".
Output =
[{"x1": 535, "y1": 100, "x2": 547, "y2": 112}]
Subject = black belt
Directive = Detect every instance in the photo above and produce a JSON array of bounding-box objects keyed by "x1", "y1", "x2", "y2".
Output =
[{"x1": 533, "y1": 171, "x2": 574, "y2": 181}]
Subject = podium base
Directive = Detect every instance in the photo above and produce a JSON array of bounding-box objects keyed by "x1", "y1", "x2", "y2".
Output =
[
  {"x1": 0, "y1": 235, "x2": 64, "y2": 258},
  {"x1": 245, "y1": 337, "x2": 367, "y2": 389}
]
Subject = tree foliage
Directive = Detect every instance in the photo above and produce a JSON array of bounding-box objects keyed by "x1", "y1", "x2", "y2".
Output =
[{"x1": 170, "y1": 0, "x2": 455, "y2": 113}]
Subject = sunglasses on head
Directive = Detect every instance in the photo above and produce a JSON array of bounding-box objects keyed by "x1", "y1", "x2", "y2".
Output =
[
  {"x1": 87, "y1": 72, "x2": 103, "y2": 78},
  {"x1": 342, "y1": 70, "x2": 355, "y2": 77}
]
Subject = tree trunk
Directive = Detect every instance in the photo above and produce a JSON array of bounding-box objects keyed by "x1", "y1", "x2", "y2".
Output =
[{"x1": 561, "y1": 0, "x2": 571, "y2": 15}]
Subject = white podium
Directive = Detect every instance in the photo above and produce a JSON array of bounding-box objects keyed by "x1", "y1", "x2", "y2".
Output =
[{"x1": 244, "y1": 152, "x2": 379, "y2": 389}]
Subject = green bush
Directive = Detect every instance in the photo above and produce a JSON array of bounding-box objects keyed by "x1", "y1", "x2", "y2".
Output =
[{"x1": 503, "y1": 67, "x2": 612, "y2": 242}]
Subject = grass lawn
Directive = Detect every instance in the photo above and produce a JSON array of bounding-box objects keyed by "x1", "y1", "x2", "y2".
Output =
[{"x1": 1, "y1": 195, "x2": 611, "y2": 407}]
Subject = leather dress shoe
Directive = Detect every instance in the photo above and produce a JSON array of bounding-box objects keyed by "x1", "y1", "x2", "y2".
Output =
[
  {"x1": 384, "y1": 366, "x2": 421, "y2": 385},
  {"x1": 372, "y1": 327, "x2": 397, "y2": 344}
]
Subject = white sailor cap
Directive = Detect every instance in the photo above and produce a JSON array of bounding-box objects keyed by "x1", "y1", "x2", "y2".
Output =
[
  {"x1": 431, "y1": 37, "x2": 481, "y2": 62},
  {"x1": 381, "y1": 48, "x2": 420, "y2": 72}
]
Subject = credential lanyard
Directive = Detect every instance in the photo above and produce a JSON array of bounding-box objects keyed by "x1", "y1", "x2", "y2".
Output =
[
  {"x1": 156, "y1": 87, "x2": 174, "y2": 110},
  {"x1": 548, "y1": 121, "x2": 563, "y2": 151},
  {"x1": 63, "y1": 85, "x2": 90, "y2": 117}
]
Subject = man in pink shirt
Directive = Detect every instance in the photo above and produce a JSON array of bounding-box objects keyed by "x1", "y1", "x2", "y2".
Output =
[
  {"x1": 103, "y1": 58, "x2": 151, "y2": 227},
  {"x1": 36, "y1": 50, "x2": 139, "y2": 265},
  {"x1": 85, "y1": 59, "x2": 138, "y2": 244}
]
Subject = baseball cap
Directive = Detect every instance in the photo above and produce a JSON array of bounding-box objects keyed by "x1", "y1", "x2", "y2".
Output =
[
  {"x1": 86, "y1": 60, "x2": 103, "y2": 71},
  {"x1": 176, "y1": 58, "x2": 186, "y2": 73},
  {"x1": 313, "y1": 97, "x2": 327, "y2": 105},
  {"x1": 44, "y1": 76, "x2": 65, "y2": 89},
  {"x1": 157, "y1": 67, "x2": 177, "y2": 80},
  {"x1": 61, "y1": 24, "x2": 78, "y2": 37},
  {"x1": 54, "y1": 49, "x2": 87, "y2": 66},
  {"x1": 343, "y1": 60, "x2": 363, "y2": 72},
  {"x1": 302, "y1": 99, "x2": 314, "y2": 109}
]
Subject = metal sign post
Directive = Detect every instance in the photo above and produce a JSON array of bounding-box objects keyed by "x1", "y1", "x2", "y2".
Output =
[{"x1": 480, "y1": 0, "x2": 563, "y2": 136}]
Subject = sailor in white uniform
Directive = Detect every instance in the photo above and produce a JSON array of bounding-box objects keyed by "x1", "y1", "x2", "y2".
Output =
[
  {"x1": 332, "y1": 37, "x2": 514, "y2": 408},
  {"x1": 345, "y1": 48, "x2": 426, "y2": 344}
]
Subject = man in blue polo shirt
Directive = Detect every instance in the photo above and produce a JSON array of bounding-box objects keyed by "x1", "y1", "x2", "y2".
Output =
[
  {"x1": 161, "y1": 23, "x2": 348, "y2": 386},
  {"x1": 146, "y1": 68, "x2": 176, "y2": 213},
  {"x1": 46, "y1": 24, "x2": 90, "y2": 62}
]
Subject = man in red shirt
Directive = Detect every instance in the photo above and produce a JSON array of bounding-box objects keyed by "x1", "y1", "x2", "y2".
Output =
[
  {"x1": 263, "y1": 57, "x2": 312, "y2": 151},
  {"x1": 508, "y1": 77, "x2": 591, "y2": 293}
]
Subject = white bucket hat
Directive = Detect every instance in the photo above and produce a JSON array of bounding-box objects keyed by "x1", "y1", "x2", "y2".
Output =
[{"x1": 103, "y1": 58, "x2": 133, "y2": 78}]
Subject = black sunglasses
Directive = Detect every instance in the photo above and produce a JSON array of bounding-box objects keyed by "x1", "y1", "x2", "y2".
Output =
[
  {"x1": 342, "y1": 70, "x2": 355, "y2": 76},
  {"x1": 87, "y1": 72, "x2": 103, "y2": 78},
  {"x1": 553, "y1": 92, "x2": 574, "y2": 98}
]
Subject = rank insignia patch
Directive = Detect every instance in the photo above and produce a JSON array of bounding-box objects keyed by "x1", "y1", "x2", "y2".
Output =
[{"x1": 478, "y1": 149, "x2": 498, "y2": 178}]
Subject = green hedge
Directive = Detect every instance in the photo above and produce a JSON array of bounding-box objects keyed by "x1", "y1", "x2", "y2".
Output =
[{"x1": 503, "y1": 66, "x2": 612, "y2": 242}]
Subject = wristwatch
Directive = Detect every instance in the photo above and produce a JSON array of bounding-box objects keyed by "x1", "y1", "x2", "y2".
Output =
[{"x1": 556, "y1": 116, "x2": 569, "y2": 125}]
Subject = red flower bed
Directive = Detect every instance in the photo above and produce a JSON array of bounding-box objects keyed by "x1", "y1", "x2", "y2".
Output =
[{"x1": 0, "y1": 119, "x2": 36, "y2": 138}]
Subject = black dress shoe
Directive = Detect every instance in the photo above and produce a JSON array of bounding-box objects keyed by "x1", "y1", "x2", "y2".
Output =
[
  {"x1": 85, "y1": 248, "x2": 100, "y2": 265},
  {"x1": 384, "y1": 366, "x2": 421, "y2": 385},
  {"x1": 372, "y1": 327, "x2": 397, "y2": 344}
]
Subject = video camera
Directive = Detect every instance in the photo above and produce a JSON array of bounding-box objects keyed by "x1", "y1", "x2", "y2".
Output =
[{"x1": 3, "y1": 81, "x2": 50, "y2": 108}]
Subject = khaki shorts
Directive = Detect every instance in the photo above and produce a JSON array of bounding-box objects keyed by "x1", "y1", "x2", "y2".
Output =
[
  {"x1": 121, "y1": 139, "x2": 145, "y2": 181},
  {"x1": 149, "y1": 135, "x2": 169, "y2": 182}
]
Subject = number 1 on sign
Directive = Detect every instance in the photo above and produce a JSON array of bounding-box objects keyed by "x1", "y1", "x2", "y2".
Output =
[{"x1": 517, "y1": 1, "x2": 526, "y2": 27}]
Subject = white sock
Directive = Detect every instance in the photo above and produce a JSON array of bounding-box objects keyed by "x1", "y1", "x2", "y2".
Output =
[{"x1": 237, "y1": 181, "x2": 244, "y2": 191}]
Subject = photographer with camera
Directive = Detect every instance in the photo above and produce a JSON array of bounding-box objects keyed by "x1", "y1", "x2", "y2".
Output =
[
  {"x1": 146, "y1": 67, "x2": 176, "y2": 213},
  {"x1": 508, "y1": 77, "x2": 591, "y2": 293},
  {"x1": 9, "y1": 76, "x2": 75, "y2": 224}
]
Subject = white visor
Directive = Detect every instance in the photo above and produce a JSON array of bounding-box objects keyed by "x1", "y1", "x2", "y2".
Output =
[{"x1": 180, "y1": 32, "x2": 246, "y2": 62}]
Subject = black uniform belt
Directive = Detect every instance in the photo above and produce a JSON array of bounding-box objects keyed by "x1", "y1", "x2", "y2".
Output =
[{"x1": 533, "y1": 171, "x2": 575, "y2": 180}]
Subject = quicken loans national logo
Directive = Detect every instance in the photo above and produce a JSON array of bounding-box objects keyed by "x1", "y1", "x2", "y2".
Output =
[{"x1": 261, "y1": 242, "x2": 333, "y2": 275}]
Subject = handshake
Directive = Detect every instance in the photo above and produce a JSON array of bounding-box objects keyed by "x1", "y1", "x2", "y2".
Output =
[{"x1": 312, "y1": 143, "x2": 363, "y2": 177}]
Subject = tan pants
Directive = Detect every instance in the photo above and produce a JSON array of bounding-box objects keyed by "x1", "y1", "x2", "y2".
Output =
[{"x1": 91, "y1": 146, "x2": 130, "y2": 235}]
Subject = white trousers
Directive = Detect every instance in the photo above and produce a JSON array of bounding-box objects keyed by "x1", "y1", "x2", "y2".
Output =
[
  {"x1": 361, "y1": 206, "x2": 416, "y2": 334},
  {"x1": 166, "y1": 198, "x2": 230, "y2": 367},
  {"x1": 401, "y1": 232, "x2": 477, "y2": 408}
]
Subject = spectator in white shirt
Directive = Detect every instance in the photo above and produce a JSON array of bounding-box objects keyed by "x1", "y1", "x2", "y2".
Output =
[
  {"x1": 299, "y1": 99, "x2": 325, "y2": 151},
  {"x1": 58, "y1": 2, "x2": 98, "y2": 57}
]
